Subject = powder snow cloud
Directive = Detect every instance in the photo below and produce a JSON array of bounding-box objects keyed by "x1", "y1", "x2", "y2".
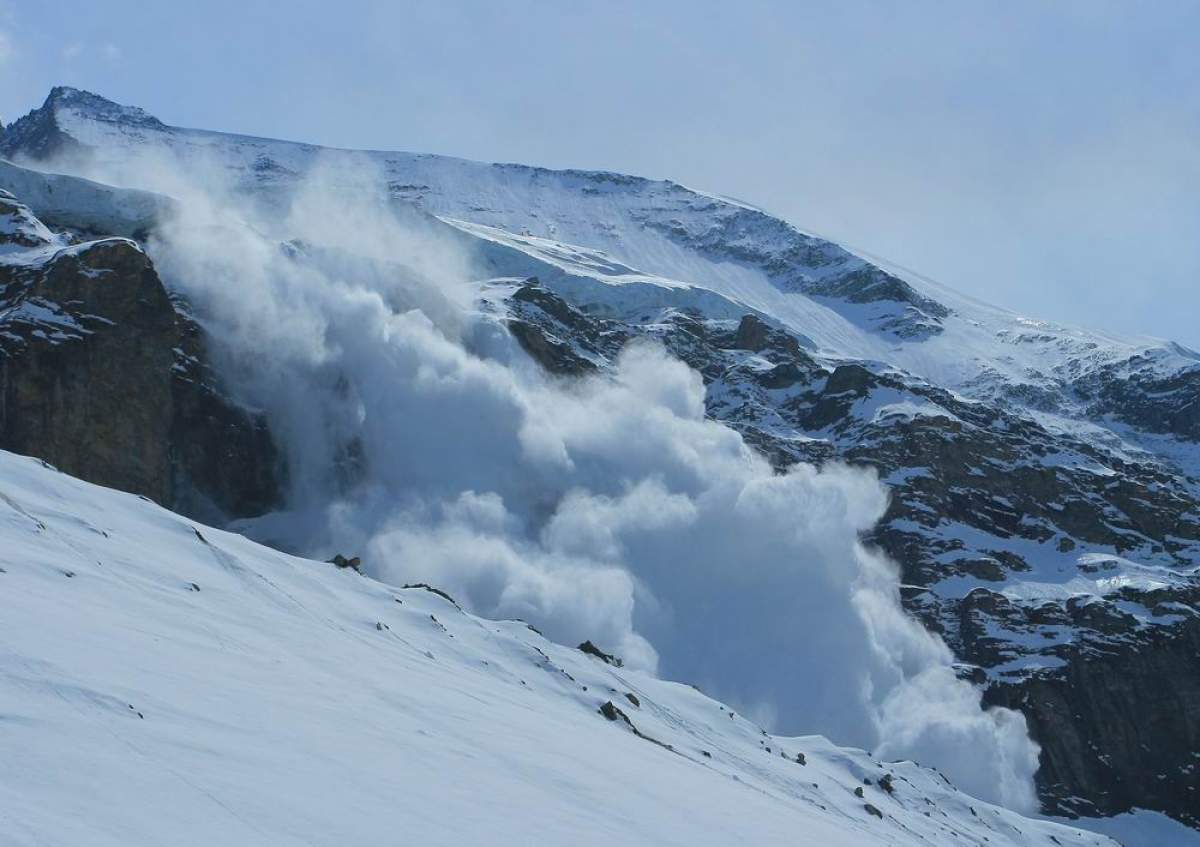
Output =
[{"x1": 61, "y1": 146, "x2": 1041, "y2": 811}]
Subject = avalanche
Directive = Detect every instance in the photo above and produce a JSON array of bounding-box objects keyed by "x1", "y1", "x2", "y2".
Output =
[{"x1": 4, "y1": 86, "x2": 1200, "y2": 839}]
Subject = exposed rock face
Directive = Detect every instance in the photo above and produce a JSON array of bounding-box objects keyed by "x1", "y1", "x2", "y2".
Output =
[
  {"x1": 1, "y1": 238, "x2": 177, "y2": 502},
  {"x1": 984, "y1": 604, "x2": 1200, "y2": 827},
  {"x1": 0, "y1": 200, "x2": 282, "y2": 519},
  {"x1": 1080, "y1": 355, "x2": 1200, "y2": 442},
  {"x1": 0, "y1": 91, "x2": 85, "y2": 162},
  {"x1": 501, "y1": 277, "x2": 1200, "y2": 829},
  {"x1": 627, "y1": 193, "x2": 948, "y2": 340},
  {"x1": 168, "y1": 298, "x2": 282, "y2": 521},
  {"x1": 504, "y1": 279, "x2": 623, "y2": 375}
]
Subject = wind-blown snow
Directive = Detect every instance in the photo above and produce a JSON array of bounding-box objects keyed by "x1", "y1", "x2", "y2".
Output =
[
  {"x1": 89, "y1": 152, "x2": 1040, "y2": 811},
  {"x1": 0, "y1": 450, "x2": 1115, "y2": 846}
]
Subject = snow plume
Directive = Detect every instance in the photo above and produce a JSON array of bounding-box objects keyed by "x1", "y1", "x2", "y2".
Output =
[{"x1": 84, "y1": 149, "x2": 1038, "y2": 810}]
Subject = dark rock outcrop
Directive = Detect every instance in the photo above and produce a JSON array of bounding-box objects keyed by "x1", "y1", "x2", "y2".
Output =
[
  {"x1": 579, "y1": 640, "x2": 623, "y2": 667},
  {"x1": 0, "y1": 91, "x2": 85, "y2": 162},
  {"x1": 0, "y1": 207, "x2": 283, "y2": 519},
  {"x1": 167, "y1": 303, "x2": 281, "y2": 520},
  {"x1": 504, "y1": 278, "x2": 622, "y2": 375},
  {"x1": 986, "y1": 614, "x2": 1200, "y2": 826},
  {"x1": 0, "y1": 238, "x2": 178, "y2": 502}
]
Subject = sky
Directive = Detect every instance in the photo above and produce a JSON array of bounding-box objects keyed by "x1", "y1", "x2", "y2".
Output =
[{"x1": 1, "y1": 0, "x2": 1198, "y2": 346}]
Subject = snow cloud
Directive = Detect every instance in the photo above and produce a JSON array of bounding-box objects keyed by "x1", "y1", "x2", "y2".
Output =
[{"x1": 68, "y1": 147, "x2": 1039, "y2": 811}]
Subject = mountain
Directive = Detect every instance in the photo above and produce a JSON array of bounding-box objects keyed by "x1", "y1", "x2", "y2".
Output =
[
  {"x1": 0, "y1": 449, "x2": 1122, "y2": 846},
  {"x1": 2, "y1": 87, "x2": 1199, "y2": 836}
]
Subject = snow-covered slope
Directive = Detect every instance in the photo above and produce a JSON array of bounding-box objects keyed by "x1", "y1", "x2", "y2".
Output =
[
  {"x1": 0, "y1": 159, "x2": 171, "y2": 237},
  {"x1": 0, "y1": 449, "x2": 1111, "y2": 846},
  {"x1": 8, "y1": 87, "x2": 1195, "y2": 396}
]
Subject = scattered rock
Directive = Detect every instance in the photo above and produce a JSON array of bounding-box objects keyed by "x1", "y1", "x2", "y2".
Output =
[
  {"x1": 328, "y1": 553, "x2": 362, "y2": 572},
  {"x1": 599, "y1": 700, "x2": 628, "y2": 724},
  {"x1": 401, "y1": 582, "x2": 460, "y2": 608},
  {"x1": 578, "y1": 640, "x2": 623, "y2": 667},
  {"x1": 624, "y1": 692, "x2": 640, "y2": 708},
  {"x1": 864, "y1": 803, "x2": 883, "y2": 819},
  {"x1": 733, "y1": 314, "x2": 771, "y2": 352},
  {"x1": 598, "y1": 700, "x2": 674, "y2": 751}
]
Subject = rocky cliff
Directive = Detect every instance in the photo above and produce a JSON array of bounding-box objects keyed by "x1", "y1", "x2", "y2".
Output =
[{"x1": 0, "y1": 188, "x2": 282, "y2": 520}]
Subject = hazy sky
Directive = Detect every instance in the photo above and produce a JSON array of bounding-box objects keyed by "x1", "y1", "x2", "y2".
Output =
[{"x1": 2, "y1": 1, "x2": 1197, "y2": 346}]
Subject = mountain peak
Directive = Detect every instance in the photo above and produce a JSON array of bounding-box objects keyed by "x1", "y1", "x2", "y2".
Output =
[
  {"x1": 45, "y1": 84, "x2": 87, "y2": 103},
  {"x1": 43, "y1": 85, "x2": 166, "y2": 129},
  {"x1": 0, "y1": 86, "x2": 166, "y2": 162}
]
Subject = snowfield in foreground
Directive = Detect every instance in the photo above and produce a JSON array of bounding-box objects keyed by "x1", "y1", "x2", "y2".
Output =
[{"x1": 0, "y1": 449, "x2": 1114, "y2": 847}]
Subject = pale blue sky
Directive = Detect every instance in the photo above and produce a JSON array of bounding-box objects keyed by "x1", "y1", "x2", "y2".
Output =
[{"x1": 2, "y1": 1, "x2": 1198, "y2": 346}]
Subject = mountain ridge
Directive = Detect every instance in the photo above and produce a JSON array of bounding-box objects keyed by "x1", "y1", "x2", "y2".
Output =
[{"x1": 2, "y1": 87, "x2": 1199, "y2": 834}]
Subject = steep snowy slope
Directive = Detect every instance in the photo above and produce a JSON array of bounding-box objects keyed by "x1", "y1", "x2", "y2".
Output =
[{"x1": 0, "y1": 449, "x2": 1113, "y2": 846}]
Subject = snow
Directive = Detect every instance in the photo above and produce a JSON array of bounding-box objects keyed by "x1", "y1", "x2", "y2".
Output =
[
  {"x1": 0, "y1": 160, "x2": 171, "y2": 238},
  {"x1": 0, "y1": 189, "x2": 58, "y2": 258},
  {"x1": 31, "y1": 91, "x2": 1199, "y2": 403},
  {"x1": 0, "y1": 298, "x2": 88, "y2": 339},
  {"x1": 995, "y1": 551, "x2": 1195, "y2": 603},
  {"x1": 0, "y1": 449, "x2": 1118, "y2": 846},
  {"x1": 1061, "y1": 810, "x2": 1200, "y2": 847}
]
